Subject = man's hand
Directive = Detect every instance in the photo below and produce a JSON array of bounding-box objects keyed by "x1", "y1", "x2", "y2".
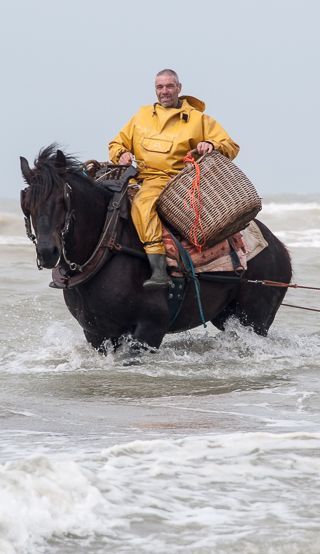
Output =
[
  {"x1": 196, "y1": 142, "x2": 214, "y2": 155},
  {"x1": 84, "y1": 159, "x2": 101, "y2": 177},
  {"x1": 119, "y1": 151, "x2": 134, "y2": 165}
]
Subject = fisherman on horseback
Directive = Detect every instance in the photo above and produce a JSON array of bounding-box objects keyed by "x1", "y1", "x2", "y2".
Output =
[{"x1": 108, "y1": 69, "x2": 239, "y2": 289}]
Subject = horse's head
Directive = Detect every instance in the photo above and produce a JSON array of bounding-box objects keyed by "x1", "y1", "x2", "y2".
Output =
[{"x1": 20, "y1": 146, "x2": 73, "y2": 269}]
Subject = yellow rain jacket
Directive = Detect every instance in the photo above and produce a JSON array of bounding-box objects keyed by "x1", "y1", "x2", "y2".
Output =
[{"x1": 108, "y1": 96, "x2": 239, "y2": 254}]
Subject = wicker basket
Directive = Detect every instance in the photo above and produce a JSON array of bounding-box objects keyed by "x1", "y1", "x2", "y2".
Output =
[{"x1": 157, "y1": 150, "x2": 262, "y2": 248}]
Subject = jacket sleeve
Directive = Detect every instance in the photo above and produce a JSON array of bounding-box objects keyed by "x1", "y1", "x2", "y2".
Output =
[
  {"x1": 108, "y1": 116, "x2": 135, "y2": 163},
  {"x1": 202, "y1": 114, "x2": 240, "y2": 160}
]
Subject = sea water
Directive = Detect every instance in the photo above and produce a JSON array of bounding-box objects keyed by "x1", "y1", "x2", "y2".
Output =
[{"x1": 0, "y1": 196, "x2": 319, "y2": 554}]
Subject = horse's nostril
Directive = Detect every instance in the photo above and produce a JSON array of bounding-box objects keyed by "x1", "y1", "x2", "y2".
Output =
[{"x1": 38, "y1": 245, "x2": 60, "y2": 268}]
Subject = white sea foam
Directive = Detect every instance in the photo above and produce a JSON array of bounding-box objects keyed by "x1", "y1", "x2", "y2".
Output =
[
  {"x1": 2, "y1": 319, "x2": 320, "y2": 377},
  {"x1": 1, "y1": 432, "x2": 320, "y2": 553},
  {"x1": 1, "y1": 321, "x2": 97, "y2": 374}
]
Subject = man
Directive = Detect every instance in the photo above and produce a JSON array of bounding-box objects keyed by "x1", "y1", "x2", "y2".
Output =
[{"x1": 109, "y1": 69, "x2": 239, "y2": 289}]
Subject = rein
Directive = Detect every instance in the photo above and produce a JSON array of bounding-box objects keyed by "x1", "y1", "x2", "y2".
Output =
[
  {"x1": 281, "y1": 303, "x2": 320, "y2": 313},
  {"x1": 198, "y1": 273, "x2": 320, "y2": 292},
  {"x1": 198, "y1": 273, "x2": 320, "y2": 314}
]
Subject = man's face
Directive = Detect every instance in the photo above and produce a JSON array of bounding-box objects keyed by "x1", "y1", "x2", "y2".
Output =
[{"x1": 155, "y1": 74, "x2": 182, "y2": 108}]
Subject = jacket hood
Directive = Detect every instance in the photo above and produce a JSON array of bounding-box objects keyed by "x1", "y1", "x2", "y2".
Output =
[{"x1": 179, "y1": 95, "x2": 206, "y2": 112}]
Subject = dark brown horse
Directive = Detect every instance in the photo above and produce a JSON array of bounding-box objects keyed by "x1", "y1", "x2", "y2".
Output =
[{"x1": 20, "y1": 145, "x2": 292, "y2": 353}]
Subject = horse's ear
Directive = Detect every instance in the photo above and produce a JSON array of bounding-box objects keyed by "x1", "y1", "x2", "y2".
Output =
[
  {"x1": 56, "y1": 149, "x2": 66, "y2": 172},
  {"x1": 20, "y1": 156, "x2": 32, "y2": 183}
]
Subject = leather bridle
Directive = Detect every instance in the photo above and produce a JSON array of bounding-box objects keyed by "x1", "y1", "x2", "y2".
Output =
[{"x1": 21, "y1": 181, "x2": 74, "y2": 270}]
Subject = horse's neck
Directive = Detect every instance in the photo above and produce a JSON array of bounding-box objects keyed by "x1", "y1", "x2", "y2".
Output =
[
  {"x1": 64, "y1": 178, "x2": 144, "y2": 266},
  {"x1": 66, "y1": 177, "x2": 109, "y2": 263}
]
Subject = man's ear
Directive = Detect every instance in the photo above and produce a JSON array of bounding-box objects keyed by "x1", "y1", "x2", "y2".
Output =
[{"x1": 20, "y1": 156, "x2": 32, "y2": 183}]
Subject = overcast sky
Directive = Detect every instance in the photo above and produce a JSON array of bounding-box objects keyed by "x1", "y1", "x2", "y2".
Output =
[{"x1": 1, "y1": 0, "x2": 319, "y2": 200}]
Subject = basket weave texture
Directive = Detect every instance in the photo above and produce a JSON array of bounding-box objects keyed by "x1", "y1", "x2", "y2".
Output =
[{"x1": 157, "y1": 150, "x2": 262, "y2": 247}]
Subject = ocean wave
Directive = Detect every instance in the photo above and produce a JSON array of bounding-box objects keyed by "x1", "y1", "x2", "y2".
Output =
[
  {"x1": 0, "y1": 236, "x2": 30, "y2": 246},
  {"x1": 274, "y1": 229, "x2": 320, "y2": 248},
  {"x1": 262, "y1": 202, "x2": 320, "y2": 214},
  {"x1": 1, "y1": 432, "x2": 320, "y2": 553},
  {"x1": 0, "y1": 212, "x2": 25, "y2": 236}
]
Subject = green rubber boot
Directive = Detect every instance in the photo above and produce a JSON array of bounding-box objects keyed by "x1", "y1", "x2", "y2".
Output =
[{"x1": 143, "y1": 254, "x2": 171, "y2": 289}]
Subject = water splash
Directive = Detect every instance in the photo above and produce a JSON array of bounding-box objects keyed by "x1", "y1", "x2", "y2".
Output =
[{"x1": 2, "y1": 317, "x2": 319, "y2": 380}]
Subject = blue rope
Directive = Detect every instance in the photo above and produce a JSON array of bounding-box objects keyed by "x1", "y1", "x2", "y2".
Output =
[{"x1": 169, "y1": 233, "x2": 207, "y2": 328}]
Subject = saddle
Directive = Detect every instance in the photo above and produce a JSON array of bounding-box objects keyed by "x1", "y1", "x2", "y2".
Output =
[{"x1": 87, "y1": 161, "x2": 267, "y2": 274}]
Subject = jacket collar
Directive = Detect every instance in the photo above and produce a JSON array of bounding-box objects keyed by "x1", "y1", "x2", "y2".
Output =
[{"x1": 152, "y1": 95, "x2": 205, "y2": 116}]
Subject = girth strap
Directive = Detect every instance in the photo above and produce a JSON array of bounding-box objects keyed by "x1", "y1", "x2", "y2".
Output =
[{"x1": 169, "y1": 232, "x2": 207, "y2": 328}]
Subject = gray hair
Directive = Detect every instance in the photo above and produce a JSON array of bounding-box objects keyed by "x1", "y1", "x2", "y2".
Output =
[{"x1": 156, "y1": 69, "x2": 180, "y2": 84}]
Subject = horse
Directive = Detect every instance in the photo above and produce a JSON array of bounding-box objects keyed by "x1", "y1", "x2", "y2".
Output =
[{"x1": 20, "y1": 145, "x2": 292, "y2": 354}]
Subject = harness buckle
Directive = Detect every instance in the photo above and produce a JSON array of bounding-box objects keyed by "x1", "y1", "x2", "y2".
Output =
[{"x1": 107, "y1": 234, "x2": 120, "y2": 250}]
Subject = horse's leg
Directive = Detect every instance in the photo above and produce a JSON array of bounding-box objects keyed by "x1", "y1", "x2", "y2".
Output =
[
  {"x1": 132, "y1": 324, "x2": 165, "y2": 349},
  {"x1": 83, "y1": 329, "x2": 105, "y2": 349},
  {"x1": 131, "y1": 295, "x2": 169, "y2": 349},
  {"x1": 211, "y1": 281, "x2": 287, "y2": 336},
  {"x1": 238, "y1": 222, "x2": 292, "y2": 335},
  {"x1": 65, "y1": 289, "x2": 123, "y2": 353},
  {"x1": 83, "y1": 329, "x2": 120, "y2": 353},
  {"x1": 212, "y1": 221, "x2": 292, "y2": 336},
  {"x1": 132, "y1": 319, "x2": 166, "y2": 349}
]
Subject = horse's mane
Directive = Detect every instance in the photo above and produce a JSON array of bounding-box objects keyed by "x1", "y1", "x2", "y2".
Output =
[
  {"x1": 34, "y1": 144, "x2": 82, "y2": 174},
  {"x1": 29, "y1": 144, "x2": 87, "y2": 207}
]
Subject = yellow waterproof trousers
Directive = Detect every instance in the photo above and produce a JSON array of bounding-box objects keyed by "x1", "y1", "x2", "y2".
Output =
[{"x1": 131, "y1": 176, "x2": 169, "y2": 254}]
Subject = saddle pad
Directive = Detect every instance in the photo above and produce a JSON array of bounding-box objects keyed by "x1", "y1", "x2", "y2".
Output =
[{"x1": 163, "y1": 220, "x2": 268, "y2": 275}]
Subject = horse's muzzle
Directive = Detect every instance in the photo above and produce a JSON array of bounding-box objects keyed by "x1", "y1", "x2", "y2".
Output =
[{"x1": 37, "y1": 245, "x2": 61, "y2": 269}]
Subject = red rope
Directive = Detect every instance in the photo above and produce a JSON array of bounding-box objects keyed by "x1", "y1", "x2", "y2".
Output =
[
  {"x1": 247, "y1": 278, "x2": 320, "y2": 314},
  {"x1": 183, "y1": 153, "x2": 206, "y2": 251},
  {"x1": 251, "y1": 279, "x2": 320, "y2": 291}
]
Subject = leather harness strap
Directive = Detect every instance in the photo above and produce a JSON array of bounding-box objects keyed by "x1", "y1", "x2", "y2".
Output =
[{"x1": 51, "y1": 166, "x2": 138, "y2": 289}]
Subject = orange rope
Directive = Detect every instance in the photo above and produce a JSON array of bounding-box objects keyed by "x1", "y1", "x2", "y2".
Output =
[{"x1": 183, "y1": 153, "x2": 206, "y2": 251}]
